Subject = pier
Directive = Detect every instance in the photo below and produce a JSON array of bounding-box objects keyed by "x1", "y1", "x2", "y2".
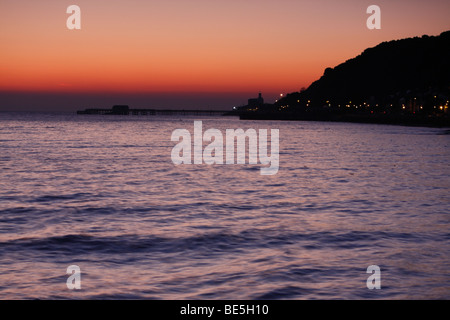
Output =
[{"x1": 77, "y1": 105, "x2": 229, "y2": 116}]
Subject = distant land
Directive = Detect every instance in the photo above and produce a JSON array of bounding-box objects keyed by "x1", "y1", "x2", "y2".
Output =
[{"x1": 235, "y1": 31, "x2": 450, "y2": 127}]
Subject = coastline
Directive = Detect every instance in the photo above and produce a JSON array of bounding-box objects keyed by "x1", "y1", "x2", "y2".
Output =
[{"x1": 237, "y1": 110, "x2": 450, "y2": 128}]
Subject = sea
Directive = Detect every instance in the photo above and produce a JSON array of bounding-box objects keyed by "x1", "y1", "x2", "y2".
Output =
[{"x1": 0, "y1": 112, "x2": 449, "y2": 299}]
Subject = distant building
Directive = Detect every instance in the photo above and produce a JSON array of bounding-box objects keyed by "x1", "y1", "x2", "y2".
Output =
[
  {"x1": 233, "y1": 93, "x2": 270, "y2": 112},
  {"x1": 248, "y1": 93, "x2": 264, "y2": 108}
]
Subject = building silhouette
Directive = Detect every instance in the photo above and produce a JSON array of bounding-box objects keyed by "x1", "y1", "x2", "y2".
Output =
[{"x1": 248, "y1": 93, "x2": 264, "y2": 108}]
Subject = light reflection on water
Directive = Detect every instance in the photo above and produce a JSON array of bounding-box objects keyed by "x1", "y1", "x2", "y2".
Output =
[{"x1": 0, "y1": 113, "x2": 449, "y2": 299}]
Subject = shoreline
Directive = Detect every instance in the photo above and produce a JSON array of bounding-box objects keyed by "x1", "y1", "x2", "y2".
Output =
[{"x1": 237, "y1": 111, "x2": 450, "y2": 128}]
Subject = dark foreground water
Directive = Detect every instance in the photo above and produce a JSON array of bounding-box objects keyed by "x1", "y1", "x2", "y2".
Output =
[{"x1": 0, "y1": 112, "x2": 449, "y2": 299}]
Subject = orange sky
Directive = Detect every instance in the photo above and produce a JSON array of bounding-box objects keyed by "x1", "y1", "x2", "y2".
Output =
[{"x1": 0, "y1": 0, "x2": 449, "y2": 109}]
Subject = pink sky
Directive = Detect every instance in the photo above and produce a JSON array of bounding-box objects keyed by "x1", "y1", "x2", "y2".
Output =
[{"x1": 1, "y1": 0, "x2": 449, "y2": 110}]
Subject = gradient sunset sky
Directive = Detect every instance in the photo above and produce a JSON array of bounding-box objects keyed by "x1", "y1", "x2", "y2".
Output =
[{"x1": 1, "y1": 0, "x2": 449, "y2": 111}]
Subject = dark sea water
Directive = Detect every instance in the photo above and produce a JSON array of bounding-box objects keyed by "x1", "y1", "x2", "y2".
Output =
[{"x1": 0, "y1": 112, "x2": 449, "y2": 299}]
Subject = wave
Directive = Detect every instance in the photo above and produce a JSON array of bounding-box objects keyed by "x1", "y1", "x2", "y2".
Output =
[{"x1": 0, "y1": 229, "x2": 442, "y2": 258}]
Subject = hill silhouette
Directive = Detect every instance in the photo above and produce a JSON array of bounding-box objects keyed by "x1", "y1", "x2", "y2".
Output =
[{"x1": 239, "y1": 31, "x2": 450, "y2": 127}]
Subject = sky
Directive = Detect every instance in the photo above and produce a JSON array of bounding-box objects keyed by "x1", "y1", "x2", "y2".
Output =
[{"x1": 1, "y1": 0, "x2": 449, "y2": 111}]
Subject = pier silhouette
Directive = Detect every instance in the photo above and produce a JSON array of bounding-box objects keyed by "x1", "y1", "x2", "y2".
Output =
[{"x1": 77, "y1": 105, "x2": 229, "y2": 116}]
